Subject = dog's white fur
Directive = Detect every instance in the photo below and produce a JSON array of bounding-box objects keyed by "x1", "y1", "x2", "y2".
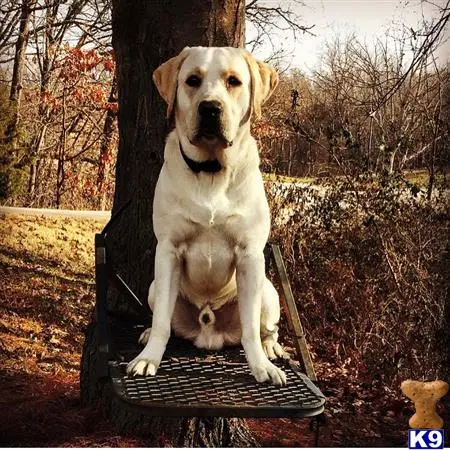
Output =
[{"x1": 127, "y1": 47, "x2": 286, "y2": 385}]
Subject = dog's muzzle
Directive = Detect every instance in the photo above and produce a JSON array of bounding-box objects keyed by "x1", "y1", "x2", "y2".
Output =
[
  {"x1": 195, "y1": 100, "x2": 232, "y2": 147},
  {"x1": 198, "y1": 100, "x2": 222, "y2": 136}
]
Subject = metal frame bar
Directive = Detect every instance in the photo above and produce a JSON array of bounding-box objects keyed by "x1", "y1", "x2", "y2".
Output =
[
  {"x1": 271, "y1": 244, "x2": 317, "y2": 382},
  {"x1": 94, "y1": 233, "x2": 111, "y2": 379}
]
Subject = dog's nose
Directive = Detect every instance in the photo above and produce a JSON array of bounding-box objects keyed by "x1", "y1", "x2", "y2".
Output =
[{"x1": 198, "y1": 100, "x2": 222, "y2": 119}]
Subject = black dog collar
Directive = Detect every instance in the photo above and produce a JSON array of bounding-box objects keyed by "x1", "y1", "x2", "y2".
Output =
[{"x1": 179, "y1": 143, "x2": 222, "y2": 173}]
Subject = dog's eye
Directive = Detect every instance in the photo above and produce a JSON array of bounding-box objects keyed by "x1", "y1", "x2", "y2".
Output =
[
  {"x1": 186, "y1": 75, "x2": 202, "y2": 87},
  {"x1": 227, "y1": 75, "x2": 242, "y2": 87}
]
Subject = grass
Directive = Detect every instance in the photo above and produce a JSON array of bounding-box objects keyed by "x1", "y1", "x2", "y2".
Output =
[
  {"x1": 263, "y1": 169, "x2": 449, "y2": 190},
  {"x1": 0, "y1": 214, "x2": 100, "y2": 275},
  {"x1": 0, "y1": 215, "x2": 97, "y2": 384},
  {"x1": 0, "y1": 213, "x2": 148, "y2": 446},
  {"x1": 402, "y1": 168, "x2": 449, "y2": 186},
  {"x1": 262, "y1": 172, "x2": 316, "y2": 184}
]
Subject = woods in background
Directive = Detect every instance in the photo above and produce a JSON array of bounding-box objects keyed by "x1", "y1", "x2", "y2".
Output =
[
  {"x1": 0, "y1": 0, "x2": 114, "y2": 209},
  {"x1": 0, "y1": 0, "x2": 448, "y2": 210},
  {"x1": 260, "y1": 30, "x2": 449, "y2": 187}
]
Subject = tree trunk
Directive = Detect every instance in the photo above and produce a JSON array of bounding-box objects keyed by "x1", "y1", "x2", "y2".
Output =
[
  {"x1": 427, "y1": 87, "x2": 442, "y2": 201},
  {"x1": 109, "y1": 0, "x2": 253, "y2": 446},
  {"x1": 27, "y1": 0, "x2": 67, "y2": 204},
  {"x1": 97, "y1": 76, "x2": 118, "y2": 211},
  {"x1": 55, "y1": 89, "x2": 67, "y2": 208},
  {"x1": 28, "y1": 124, "x2": 47, "y2": 198},
  {"x1": 7, "y1": 0, "x2": 35, "y2": 147}
]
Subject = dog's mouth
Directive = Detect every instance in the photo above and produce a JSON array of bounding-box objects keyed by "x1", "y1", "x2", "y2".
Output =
[
  {"x1": 192, "y1": 129, "x2": 232, "y2": 149},
  {"x1": 200, "y1": 129, "x2": 221, "y2": 141}
]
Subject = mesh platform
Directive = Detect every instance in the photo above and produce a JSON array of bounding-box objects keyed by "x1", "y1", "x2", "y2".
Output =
[{"x1": 108, "y1": 323, "x2": 325, "y2": 418}]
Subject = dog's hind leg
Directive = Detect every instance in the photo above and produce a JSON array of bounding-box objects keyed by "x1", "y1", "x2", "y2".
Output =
[
  {"x1": 139, "y1": 283, "x2": 201, "y2": 345},
  {"x1": 261, "y1": 277, "x2": 286, "y2": 360}
]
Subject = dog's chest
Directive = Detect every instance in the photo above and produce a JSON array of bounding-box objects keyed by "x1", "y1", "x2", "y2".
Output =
[
  {"x1": 181, "y1": 191, "x2": 244, "y2": 241},
  {"x1": 185, "y1": 204, "x2": 236, "y2": 267},
  {"x1": 187, "y1": 194, "x2": 234, "y2": 227},
  {"x1": 179, "y1": 199, "x2": 241, "y2": 297}
]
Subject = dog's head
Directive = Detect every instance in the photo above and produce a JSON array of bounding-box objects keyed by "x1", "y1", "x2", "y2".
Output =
[{"x1": 153, "y1": 47, "x2": 278, "y2": 152}]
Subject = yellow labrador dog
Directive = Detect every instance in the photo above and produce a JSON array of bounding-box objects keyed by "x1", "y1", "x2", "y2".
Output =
[{"x1": 127, "y1": 47, "x2": 286, "y2": 385}]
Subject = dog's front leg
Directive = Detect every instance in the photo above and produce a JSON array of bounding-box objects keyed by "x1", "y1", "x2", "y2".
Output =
[
  {"x1": 127, "y1": 241, "x2": 181, "y2": 376},
  {"x1": 236, "y1": 248, "x2": 286, "y2": 385}
]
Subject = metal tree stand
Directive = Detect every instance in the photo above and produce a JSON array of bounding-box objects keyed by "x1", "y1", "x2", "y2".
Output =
[{"x1": 80, "y1": 203, "x2": 326, "y2": 445}]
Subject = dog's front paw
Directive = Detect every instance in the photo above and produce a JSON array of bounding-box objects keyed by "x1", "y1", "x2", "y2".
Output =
[
  {"x1": 249, "y1": 358, "x2": 287, "y2": 386},
  {"x1": 262, "y1": 338, "x2": 287, "y2": 360},
  {"x1": 127, "y1": 354, "x2": 160, "y2": 376},
  {"x1": 138, "y1": 327, "x2": 152, "y2": 345}
]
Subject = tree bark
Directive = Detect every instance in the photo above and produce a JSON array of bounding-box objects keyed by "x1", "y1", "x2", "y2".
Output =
[
  {"x1": 97, "y1": 76, "x2": 118, "y2": 211},
  {"x1": 55, "y1": 88, "x2": 67, "y2": 208},
  {"x1": 7, "y1": 0, "x2": 35, "y2": 147},
  {"x1": 110, "y1": 0, "x2": 253, "y2": 446},
  {"x1": 27, "y1": 124, "x2": 46, "y2": 197}
]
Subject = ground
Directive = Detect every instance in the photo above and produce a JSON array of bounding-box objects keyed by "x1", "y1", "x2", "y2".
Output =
[{"x1": 0, "y1": 213, "x2": 447, "y2": 447}]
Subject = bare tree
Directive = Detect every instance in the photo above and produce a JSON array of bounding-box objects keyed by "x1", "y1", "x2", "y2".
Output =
[
  {"x1": 0, "y1": 0, "x2": 20, "y2": 59},
  {"x1": 23, "y1": 0, "x2": 113, "y2": 201},
  {"x1": 96, "y1": 74, "x2": 117, "y2": 210},
  {"x1": 246, "y1": 0, "x2": 314, "y2": 65},
  {"x1": 6, "y1": 0, "x2": 35, "y2": 148}
]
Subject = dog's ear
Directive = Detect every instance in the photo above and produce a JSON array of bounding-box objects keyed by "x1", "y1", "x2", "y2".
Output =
[
  {"x1": 243, "y1": 51, "x2": 279, "y2": 120},
  {"x1": 153, "y1": 47, "x2": 191, "y2": 119}
]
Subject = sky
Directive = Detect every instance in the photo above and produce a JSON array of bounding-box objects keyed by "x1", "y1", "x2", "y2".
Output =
[{"x1": 248, "y1": 0, "x2": 449, "y2": 73}]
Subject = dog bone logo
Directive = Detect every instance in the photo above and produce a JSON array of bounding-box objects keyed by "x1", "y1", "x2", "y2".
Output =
[{"x1": 401, "y1": 379, "x2": 448, "y2": 429}]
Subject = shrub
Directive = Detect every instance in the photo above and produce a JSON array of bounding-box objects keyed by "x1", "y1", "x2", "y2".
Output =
[
  {"x1": 267, "y1": 174, "x2": 449, "y2": 385},
  {"x1": 0, "y1": 81, "x2": 30, "y2": 201}
]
